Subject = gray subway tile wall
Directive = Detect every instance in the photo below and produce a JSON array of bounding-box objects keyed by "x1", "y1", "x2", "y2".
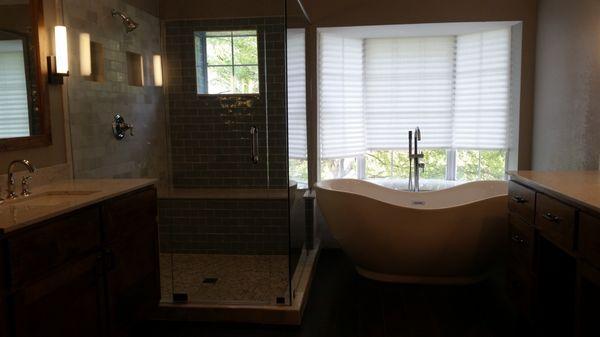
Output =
[
  {"x1": 164, "y1": 18, "x2": 288, "y2": 189},
  {"x1": 159, "y1": 17, "x2": 290, "y2": 255},
  {"x1": 159, "y1": 198, "x2": 289, "y2": 255}
]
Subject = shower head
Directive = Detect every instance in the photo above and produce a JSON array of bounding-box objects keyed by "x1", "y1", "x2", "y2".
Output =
[{"x1": 111, "y1": 9, "x2": 138, "y2": 32}]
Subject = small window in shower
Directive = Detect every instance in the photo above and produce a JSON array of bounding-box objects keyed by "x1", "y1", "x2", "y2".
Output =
[{"x1": 194, "y1": 30, "x2": 259, "y2": 95}]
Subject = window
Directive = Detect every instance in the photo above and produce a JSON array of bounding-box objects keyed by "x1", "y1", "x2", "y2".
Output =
[
  {"x1": 317, "y1": 25, "x2": 515, "y2": 183},
  {"x1": 0, "y1": 39, "x2": 30, "y2": 138},
  {"x1": 287, "y1": 29, "x2": 308, "y2": 186},
  {"x1": 194, "y1": 30, "x2": 259, "y2": 94}
]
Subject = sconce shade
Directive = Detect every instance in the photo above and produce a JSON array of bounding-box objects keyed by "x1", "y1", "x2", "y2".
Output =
[
  {"x1": 153, "y1": 54, "x2": 163, "y2": 86},
  {"x1": 54, "y1": 26, "x2": 69, "y2": 74},
  {"x1": 79, "y1": 33, "x2": 91, "y2": 76}
]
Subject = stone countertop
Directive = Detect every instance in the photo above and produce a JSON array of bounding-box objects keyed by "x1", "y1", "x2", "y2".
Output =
[
  {"x1": 508, "y1": 171, "x2": 600, "y2": 214},
  {"x1": 0, "y1": 179, "x2": 157, "y2": 235}
]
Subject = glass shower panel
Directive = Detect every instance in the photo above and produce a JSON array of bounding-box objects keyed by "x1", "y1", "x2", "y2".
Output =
[
  {"x1": 161, "y1": 0, "x2": 290, "y2": 305},
  {"x1": 286, "y1": 0, "x2": 310, "y2": 304}
]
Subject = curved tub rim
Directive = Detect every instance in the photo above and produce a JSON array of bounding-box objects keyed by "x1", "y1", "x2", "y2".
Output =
[
  {"x1": 356, "y1": 266, "x2": 491, "y2": 285},
  {"x1": 314, "y1": 178, "x2": 508, "y2": 211}
]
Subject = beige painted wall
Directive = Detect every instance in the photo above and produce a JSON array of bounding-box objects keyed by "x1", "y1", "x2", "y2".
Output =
[
  {"x1": 159, "y1": 0, "x2": 284, "y2": 20},
  {"x1": 302, "y1": 0, "x2": 538, "y2": 174},
  {"x1": 125, "y1": 0, "x2": 158, "y2": 16},
  {"x1": 532, "y1": 0, "x2": 600, "y2": 170}
]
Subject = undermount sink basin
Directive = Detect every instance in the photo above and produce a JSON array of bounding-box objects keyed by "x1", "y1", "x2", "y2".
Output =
[{"x1": 1, "y1": 190, "x2": 100, "y2": 207}]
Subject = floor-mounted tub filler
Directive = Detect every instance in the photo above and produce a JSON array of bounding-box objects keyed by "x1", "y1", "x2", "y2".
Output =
[{"x1": 315, "y1": 179, "x2": 508, "y2": 284}]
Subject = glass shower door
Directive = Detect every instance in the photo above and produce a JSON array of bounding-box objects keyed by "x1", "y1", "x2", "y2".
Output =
[{"x1": 161, "y1": 1, "x2": 291, "y2": 306}]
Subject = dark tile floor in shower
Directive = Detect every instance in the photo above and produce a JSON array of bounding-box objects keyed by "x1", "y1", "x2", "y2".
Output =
[{"x1": 135, "y1": 250, "x2": 528, "y2": 337}]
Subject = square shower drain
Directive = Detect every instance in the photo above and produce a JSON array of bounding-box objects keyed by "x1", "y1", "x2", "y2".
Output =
[{"x1": 202, "y1": 277, "x2": 219, "y2": 284}]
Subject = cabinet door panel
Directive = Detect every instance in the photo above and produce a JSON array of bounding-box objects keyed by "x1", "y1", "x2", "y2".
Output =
[
  {"x1": 102, "y1": 187, "x2": 157, "y2": 243},
  {"x1": 577, "y1": 261, "x2": 600, "y2": 337},
  {"x1": 106, "y1": 221, "x2": 159, "y2": 334},
  {"x1": 12, "y1": 254, "x2": 105, "y2": 337},
  {"x1": 580, "y1": 213, "x2": 600, "y2": 269}
]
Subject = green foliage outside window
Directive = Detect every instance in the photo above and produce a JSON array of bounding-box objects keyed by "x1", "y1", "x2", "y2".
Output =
[
  {"x1": 365, "y1": 150, "x2": 446, "y2": 180},
  {"x1": 456, "y1": 150, "x2": 506, "y2": 181}
]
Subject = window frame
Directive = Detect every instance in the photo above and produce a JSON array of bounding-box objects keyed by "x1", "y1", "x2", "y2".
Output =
[
  {"x1": 194, "y1": 30, "x2": 261, "y2": 96},
  {"x1": 318, "y1": 149, "x2": 509, "y2": 182}
]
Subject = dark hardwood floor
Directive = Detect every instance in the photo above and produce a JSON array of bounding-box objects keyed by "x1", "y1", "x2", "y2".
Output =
[{"x1": 134, "y1": 249, "x2": 525, "y2": 337}]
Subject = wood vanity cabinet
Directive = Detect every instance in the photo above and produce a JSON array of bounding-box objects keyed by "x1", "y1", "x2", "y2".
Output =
[
  {"x1": 0, "y1": 239, "x2": 8, "y2": 337},
  {"x1": 507, "y1": 178, "x2": 600, "y2": 337},
  {"x1": 0, "y1": 186, "x2": 159, "y2": 337}
]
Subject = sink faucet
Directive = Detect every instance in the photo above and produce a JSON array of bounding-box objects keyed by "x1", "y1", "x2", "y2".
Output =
[
  {"x1": 408, "y1": 127, "x2": 425, "y2": 192},
  {"x1": 6, "y1": 159, "x2": 36, "y2": 199}
]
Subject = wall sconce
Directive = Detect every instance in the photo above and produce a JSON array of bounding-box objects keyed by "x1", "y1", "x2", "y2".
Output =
[
  {"x1": 153, "y1": 54, "x2": 163, "y2": 86},
  {"x1": 79, "y1": 33, "x2": 91, "y2": 76},
  {"x1": 47, "y1": 26, "x2": 69, "y2": 84}
]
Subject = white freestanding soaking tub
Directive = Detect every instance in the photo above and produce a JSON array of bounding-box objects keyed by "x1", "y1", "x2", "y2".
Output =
[{"x1": 315, "y1": 179, "x2": 508, "y2": 284}]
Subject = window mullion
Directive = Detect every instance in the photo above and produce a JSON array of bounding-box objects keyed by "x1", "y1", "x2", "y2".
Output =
[
  {"x1": 357, "y1": 155, "x2": 366, "y2": 179},
  {"x1": 446, "y1": 149, "x2": 456, "y2": 181}
]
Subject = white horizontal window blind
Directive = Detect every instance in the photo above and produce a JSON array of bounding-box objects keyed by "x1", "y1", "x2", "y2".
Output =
[
  {"x1": 318, "y1": 33, "x2": 366, "y2": 159},
  {"x1": 287, "y1": 29, "x2": 307, "y2": 159},
  {"x1": 317, "y1": 27, "x2": 511, "y2": 160},
  {"x1": 453, "y1": 29, "x2": 511, "y2": 149},
  {"x1": 365, "y1": 37, "x2": 455, "y2": 150},
  {"x1": 0, "y1": 40, "x2": 30, "y2": 138}
]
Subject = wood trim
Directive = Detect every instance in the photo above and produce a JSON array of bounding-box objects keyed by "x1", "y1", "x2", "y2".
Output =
[
  {"x1": 0, "y1": 0, "x2": 52, "y2": 152},
  {"x1": 306, "y1": 25, "x2": 318, "y2": 189}
]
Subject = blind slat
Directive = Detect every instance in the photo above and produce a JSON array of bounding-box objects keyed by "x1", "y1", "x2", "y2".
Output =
[{"x1": 0, "y1": 41, "x2": 30, "y2": 138}]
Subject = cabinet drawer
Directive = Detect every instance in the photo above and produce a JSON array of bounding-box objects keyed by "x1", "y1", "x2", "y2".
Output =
[
  {"x1": 509, "y1": 212, "x2": 535, "y2": 271},
  {"x1": 7, "y1": 207, "x2": 102, "y2": 287},
  {"x1": 580, "y1": 213, "x2": 600, "y2": 269},
  {"x1": 535, "y1": 193, "x2": 576, "y2": 252},
  {"x1": 0, "y1": 239, "x2": 6, "y2": 294},
  {"x1": 102, "y1": 188, "x2": 157, "y2": 243},
  {"x1": 508, "y1": 181, "x2": 536, "y2": 224}
]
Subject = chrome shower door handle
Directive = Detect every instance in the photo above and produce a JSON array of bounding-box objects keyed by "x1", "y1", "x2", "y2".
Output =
[{"x1": 250, "y1": 126, "x2": 259, "y2": 164}]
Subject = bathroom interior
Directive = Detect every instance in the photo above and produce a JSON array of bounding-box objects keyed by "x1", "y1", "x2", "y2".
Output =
[{"x1": 0, "y1": 0, "x2": 599, "y2": 336}]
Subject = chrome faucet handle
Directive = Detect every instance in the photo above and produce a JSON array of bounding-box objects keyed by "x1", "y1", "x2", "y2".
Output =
[
  {"x1": 6, "y1": 173, "x2": 18, "y2": 199},
  {"x1": 418, "y1": 162, "x2": 425, "y2": 172},
  {"x1": 21, "y1": 176, "x2": 32, "y2": 197}
]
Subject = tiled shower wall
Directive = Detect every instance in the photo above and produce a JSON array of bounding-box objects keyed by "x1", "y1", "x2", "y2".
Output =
[
  {"x1": 160, "y1": 17, "x2": 290, "y2": 255},
  {"x1": 65, "y1": 0, "x2": 168, "y2": 181},
  {"x1": 163, "y1": 18, "x2": 287, "y2": 189},
  {"x1": 159, "y1": 198, "x2": 289, "y2": 255}
]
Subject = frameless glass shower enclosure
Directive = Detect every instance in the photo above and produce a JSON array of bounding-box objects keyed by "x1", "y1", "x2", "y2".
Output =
[{"x1": 158, "y1": 0, "x2": 310, "y2": 306}]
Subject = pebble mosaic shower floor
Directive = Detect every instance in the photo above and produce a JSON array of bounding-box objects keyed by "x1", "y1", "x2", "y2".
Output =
[{"x1": 159, "y1": 253, "x2": 290, "y2": 305}]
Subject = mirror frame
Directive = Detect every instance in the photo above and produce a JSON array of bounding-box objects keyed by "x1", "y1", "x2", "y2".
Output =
[{"x1": 0, "y1": 0, "x2": 51, "y2": 152}]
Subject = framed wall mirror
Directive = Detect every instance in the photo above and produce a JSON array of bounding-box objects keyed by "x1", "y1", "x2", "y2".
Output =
[{"x1": 0, "y1": 0, "x2": 51, "y2": 151}]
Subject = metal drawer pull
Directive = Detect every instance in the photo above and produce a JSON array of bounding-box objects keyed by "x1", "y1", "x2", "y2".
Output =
[
  {"x1": 510, "y1": 195, "x2": 527, "y2": 204},
  {"x1": 250, "y1": 126, "x2": 259, "y2": 164},
  {"x1": 542, "y1": 212, "x2": 561, "y2": 223},
  {"x1": 511, "y1": 234, "x2": 525, "y2": 245}
]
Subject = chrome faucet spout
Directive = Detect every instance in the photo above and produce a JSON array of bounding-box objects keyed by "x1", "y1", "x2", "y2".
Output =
[
  {"x1": 7, "y1": 159, "x2": 36, "y2": 199},
  {"x1": 407, "y1": 127, "x2": 424, "y2": 192}
]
